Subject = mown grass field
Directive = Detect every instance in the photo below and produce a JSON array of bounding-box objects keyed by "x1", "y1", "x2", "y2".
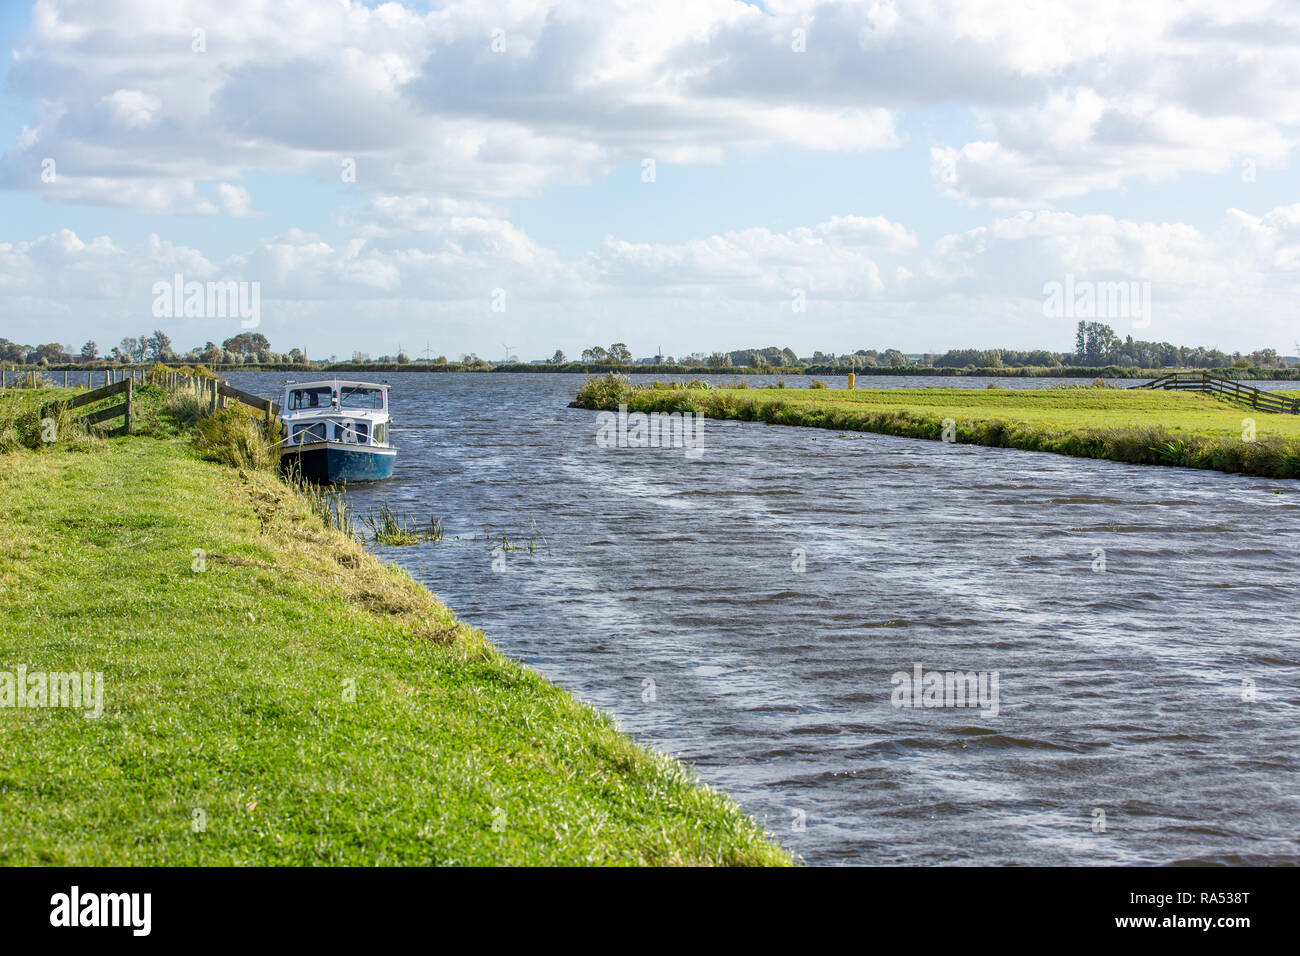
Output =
[
  {"x1": 724, "y1": 385, "x2": 1300, "y2": 437},
  {"x1": 0, "y1": 385, "x2": 788, "y2": 865},
  {"x1": 573, "y1": 377, "x2": 1300, "y2": 477}
]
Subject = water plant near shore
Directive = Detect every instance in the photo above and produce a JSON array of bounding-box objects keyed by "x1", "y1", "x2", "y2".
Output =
[
  {"x1": 285, "y1": 465, "x2": 357, "y2": 537},
  {"x1": 364, "y1": 503, "x2": 420, "y2": 545},
  {"x1": 475, "y1": 520, "x2": 549, "y2": 555}
]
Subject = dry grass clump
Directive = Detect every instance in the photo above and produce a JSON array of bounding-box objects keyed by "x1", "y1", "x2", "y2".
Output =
[{"x1": 195, "y1": 407, "x2": 275, "y2": 470}]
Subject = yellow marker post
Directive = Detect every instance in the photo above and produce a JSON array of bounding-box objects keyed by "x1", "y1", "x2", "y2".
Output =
[{"x1": 847, "y1": 372, "x2": 856, "y2": 390}]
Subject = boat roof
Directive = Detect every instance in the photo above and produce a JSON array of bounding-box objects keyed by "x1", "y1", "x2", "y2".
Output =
[{"x1": 283, "y1": 379, "x2": 389, "y2": 390}]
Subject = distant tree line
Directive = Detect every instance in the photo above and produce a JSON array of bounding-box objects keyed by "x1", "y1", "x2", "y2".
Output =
[
  {"x1": 3, "y1": 321, "x2": 1291, "y2": 371},
  {"x1": 0, "y1": 331, "x2": 310, "y2": 366},
  {"x1": 571, "y1": 324, "x2": 1290, "y2": 370}
]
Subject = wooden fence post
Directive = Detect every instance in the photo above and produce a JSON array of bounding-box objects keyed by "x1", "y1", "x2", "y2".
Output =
[{"x1": 124, "y1": 377, "x2": 132, "y2": 435}]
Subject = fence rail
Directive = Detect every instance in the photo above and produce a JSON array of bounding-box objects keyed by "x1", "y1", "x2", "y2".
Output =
[
  {"x1": 166, "y1": 372, "x2": 280, "y2": 429},
  {"x1": 34, "y1": 370, "x2": 280, "y2": 437},
  {"x1": 1134, "y1": 372, "x2": 1300, "y2": 414},
  {"x1": 2, "y1": 367, "x2": 148, "y2": 389},
  {"x1": 41, "y1": 378, "x2": 134, "y2": 435}
]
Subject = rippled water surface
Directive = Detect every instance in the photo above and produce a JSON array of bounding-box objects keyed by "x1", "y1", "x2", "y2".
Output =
[{"x1": 230, "y1": 372, "x2": 1300, "y2": 865}]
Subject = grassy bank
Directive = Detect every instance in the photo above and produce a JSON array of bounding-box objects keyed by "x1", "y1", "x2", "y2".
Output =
[
  {"x1": 572, "y1": 376, "x2": 1300, "y2": 478},
  {"x1": 0, "y1": 386, "x2": 788, "y2": 865}
]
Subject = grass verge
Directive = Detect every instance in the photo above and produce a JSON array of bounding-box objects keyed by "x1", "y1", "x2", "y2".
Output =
[
  {"x1": 572, "y1": 376, "x2": 1300, "y2": 478},
  {"x1": 0, "y1": 386, "x2": 788, "y2": 865}
]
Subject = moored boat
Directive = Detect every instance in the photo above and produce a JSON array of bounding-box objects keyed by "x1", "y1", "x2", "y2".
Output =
[{"x1": 278, "y1": 380, "x2": 396, "y2": 483}]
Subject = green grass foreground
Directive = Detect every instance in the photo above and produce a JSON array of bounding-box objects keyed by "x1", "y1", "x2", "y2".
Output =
[
  {"x1": 573, "y1": 376, "x2": 1300, "y2": 478},
  {"x1": 0, "y1": 390, "x2": 789, "y2": 865}
]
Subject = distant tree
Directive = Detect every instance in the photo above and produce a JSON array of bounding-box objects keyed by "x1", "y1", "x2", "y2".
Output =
[
  {"x1": 607, "y1": 343, "x2": 632, "y2": 364},
  {"x1": 119, "y1": 337, "x2": 140, "y2": 363},
  {"x1": 80, "y1": 340, "x2": 99, "y2": 362},
  {"x1": 396, "y1": 352, "x2": 410, "y2": 364},
  {"x1": 581, "y1": 346, "x2": 608, "y2": 363},
  {"x1": 1080, "y1": 322, "x2": 1118, "y2": 365},
  {"x1": 1250, "y1": 348, "x2": 1281, "y2": 368},
  {"x1": 1022, "y1": 349, "x2": 1061, "y2": 367},
  {"x1": 223, "y1": 333, "x2": 271, "y2": 358},
  {"x1": 706, "y1": 352, "x2": 732, "y2": 368},
  {"x1": 551, "y1": 349, "x2": 566, "y2": 365},
  {"x1": 32, "y1": 343, "x2": 63, "y2": 364},
  {"x1": 144, "y1": 330, "x2": 172, "y2": 361}
]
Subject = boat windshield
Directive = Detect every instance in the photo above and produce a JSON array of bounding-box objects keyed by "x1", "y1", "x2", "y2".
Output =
[
  {"x1": 339, "y1": 386, "x2": 385, "y2": 410},
  {"x1": 288, "y1": 386, "x2": 333, "y2": 410}
]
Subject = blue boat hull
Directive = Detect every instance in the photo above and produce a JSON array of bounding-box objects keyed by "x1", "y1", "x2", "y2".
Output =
[{"x1": 281, "y1": 442, "x2": 396, "y2": 483}]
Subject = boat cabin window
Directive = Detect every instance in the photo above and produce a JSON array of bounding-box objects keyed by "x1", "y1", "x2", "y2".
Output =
[
  {"x1": 288, "y1": 386, "x2": 333, "y2": 410},
  {"x1": 292, "y1": 422, "x2": 327, "y2": 443},
  {"x1": 335, "y1": 421, "x2": 370, "y2": 444},
  {"x1": 339, "y1": 386, "x2": 385, "y2": 410}
]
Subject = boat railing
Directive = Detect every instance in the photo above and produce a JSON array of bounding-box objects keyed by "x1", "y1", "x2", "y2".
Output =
[{"x1": 281, "y1": 416, "x2": 386, "y2": 447}]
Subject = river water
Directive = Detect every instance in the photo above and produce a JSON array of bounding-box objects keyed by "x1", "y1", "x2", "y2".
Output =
[{"x1": 227, "y1": 371, "x2": 1300, "y2": 865}]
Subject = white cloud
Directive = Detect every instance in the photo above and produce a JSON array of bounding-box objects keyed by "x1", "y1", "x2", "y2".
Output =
[
  {"x1": 0, "y1": 0, "x2": 905, "y2": 211},
  {"x1": 817, "y1": 215, "x2": 917, "y2": 251},
  {"x1": 6, "y1": 204, "x2": 1300, "y2": 354},
  {"x1": 5, "y1": 0, "x2": 1299, "y2": 211},
  {"x1": 101, "y1": 89, "x2": 161, "y2": 129},
  {"x1": 214, "y1": 183, "x2": 254, "y2": 218}
]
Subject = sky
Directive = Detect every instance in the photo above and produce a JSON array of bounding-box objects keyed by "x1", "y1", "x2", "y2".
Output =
[{"x1": 1, "y1": 0, "x2": 1298, "y2": 361}]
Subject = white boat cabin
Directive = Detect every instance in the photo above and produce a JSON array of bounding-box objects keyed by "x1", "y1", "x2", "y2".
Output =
[{"x1": 280, "y1": 380, "x2": 392, "y2": 448}]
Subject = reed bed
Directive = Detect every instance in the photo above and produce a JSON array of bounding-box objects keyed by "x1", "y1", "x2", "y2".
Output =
[{"x1": 359, "y1": 504, "x2": 447, "y2": 545}]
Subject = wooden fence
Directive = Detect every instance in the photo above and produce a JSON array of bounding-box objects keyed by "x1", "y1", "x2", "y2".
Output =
[
  {"x1": 1134, "y1": 372, "x2": 1300, "y2": 414},
  {"x1": 40, "y1": 378, "x2": 135, "y2": 436},
  {"x1": 162, "y1": 371, "x2": 281, "y2": 430},
  {"x1": 2, "y1": 367, "x2": 148, "y2": 389},
  {"x1": 37, "y1": 370, "x2": 280, "y2": 437}
]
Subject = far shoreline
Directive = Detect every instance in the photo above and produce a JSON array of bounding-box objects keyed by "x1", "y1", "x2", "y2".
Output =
[{"x1": 9, "y1": 361, "x2": 1300, "y2": 381}]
